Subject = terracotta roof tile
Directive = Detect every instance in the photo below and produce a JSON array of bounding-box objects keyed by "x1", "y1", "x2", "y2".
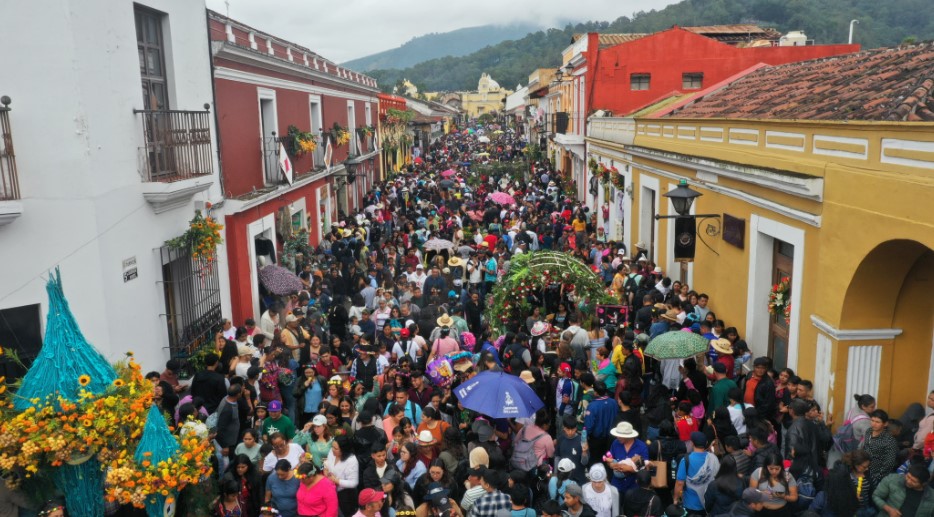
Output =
[{"x1": 667, "y1": 44, "x2": 934, "y2": 121}]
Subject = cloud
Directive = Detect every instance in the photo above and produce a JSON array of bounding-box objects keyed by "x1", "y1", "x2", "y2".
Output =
[{"x1": 207, "y1": 0, "x2": 679, "y2": 63}]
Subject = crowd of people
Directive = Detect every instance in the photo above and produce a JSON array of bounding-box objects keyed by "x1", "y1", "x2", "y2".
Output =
[{"x1": 51, "y1": 123, "x2": 934, "y2": 517}]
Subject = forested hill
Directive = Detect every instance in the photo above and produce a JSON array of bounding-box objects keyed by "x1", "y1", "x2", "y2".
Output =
[
  {"x1": 366, "y1": 0, "x2": 932, "y2": 93},
  {"x1": 342, "y1": 23, "x2": 542, "y2": 72}
]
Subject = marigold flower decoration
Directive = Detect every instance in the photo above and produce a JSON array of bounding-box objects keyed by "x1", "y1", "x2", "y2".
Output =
[
  {"x1": 165, "y1": 210, "x2": 224, "y2": 264},
  {"x1": 104, "y1": 433, "x2": 213, "y2": 508},
  {"x1": 768, "y1": 276, "x2": 792, "y2": 324},
  {"x1": 0, "y1": 356, "x2": 214, "y2": 504},
  {"x1": 0, "y1": 359, "x2": 150, "y2": 475}
]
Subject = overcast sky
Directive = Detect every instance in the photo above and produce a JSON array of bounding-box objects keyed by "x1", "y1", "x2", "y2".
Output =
[{"x1": 206, "y1": 0, "x2": 681, "y2": 63}]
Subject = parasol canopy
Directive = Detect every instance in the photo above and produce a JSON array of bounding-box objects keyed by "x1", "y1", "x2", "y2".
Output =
[
  {"x1": 259, "y1": 265, "x2": 303, "y2": 295},
  {"x1": 489, "y1": 191, "x2": 516, "y2": 205},
  {"x1": 455, "y1": 371, "x2": 544, "y2": 418},
  {"x1": 644, "y1": 331, "x2": 710, "y2": 360},
  {"x1": 440, "y1": 169, "x2": 456, "y2": 178},
  {"x1": 477, "y1": 136, "x2": 491, "y2": 143},
  {"x1": 424, "y1": 238, "x2": 455, "y2": 252}
]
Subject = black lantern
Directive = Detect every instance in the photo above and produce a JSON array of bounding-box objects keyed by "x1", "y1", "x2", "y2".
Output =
[{"x1": 663, "y1": 179, "x2": 701, "y2": 216}]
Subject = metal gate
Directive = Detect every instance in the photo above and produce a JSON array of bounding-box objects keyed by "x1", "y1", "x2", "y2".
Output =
[{"x1": 159, "y1": 244, "x2": 222, "y2": 364}]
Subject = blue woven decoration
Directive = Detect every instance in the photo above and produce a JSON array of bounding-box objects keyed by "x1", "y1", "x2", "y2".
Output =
[
  {"x1": 135, "y1": 405, "x2": 180, "y2": 465},
  {"x1": 52, "y1": 459, "x2": 105, "y2": 517},
  {"x1": 136, "y1": 406, "x2": 181, "y2": 517},
  {"x1": 14, "y1": 268, "x2": 117, "y2": 410}
]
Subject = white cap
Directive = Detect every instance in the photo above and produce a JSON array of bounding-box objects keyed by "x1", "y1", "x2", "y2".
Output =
[{"x1": 557, "y1": 458, "x2": 575, "y2": 473}]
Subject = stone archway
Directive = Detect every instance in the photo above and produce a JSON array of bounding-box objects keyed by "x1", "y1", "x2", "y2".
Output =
[{"x1": 837, "y1": 239, "x2": 934, "y2": 416}]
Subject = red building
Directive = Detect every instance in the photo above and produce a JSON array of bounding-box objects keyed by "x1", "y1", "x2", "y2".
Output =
[
  {"x1": 557, "y1": 26, "x2": 859, "y2": 214},
  {"x1": 580, "y1": 26, "x2": 860, "y2": 117},
  {"x1": 208, "y1": 11, "x2": 381, "y2": 323}
]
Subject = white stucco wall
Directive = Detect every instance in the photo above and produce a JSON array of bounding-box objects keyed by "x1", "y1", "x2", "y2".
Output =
[{"x1": 0, "y1": 0, "x2": 225, "y2": 372}]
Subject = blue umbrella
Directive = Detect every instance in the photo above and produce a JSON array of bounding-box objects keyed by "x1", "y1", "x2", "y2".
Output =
[{"x1": 455, "y1": 371, "x2": 544, "y2": 418}]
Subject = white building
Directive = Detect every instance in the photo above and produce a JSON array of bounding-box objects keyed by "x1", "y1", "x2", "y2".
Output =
[{"x1": 0, "y1": 0, "x2": 225, "y2": 375}]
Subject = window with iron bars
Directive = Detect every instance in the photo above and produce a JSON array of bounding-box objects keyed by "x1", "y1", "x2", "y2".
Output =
[{"x1": 159, "y1": 243, "x2": 222, "y2": 373}]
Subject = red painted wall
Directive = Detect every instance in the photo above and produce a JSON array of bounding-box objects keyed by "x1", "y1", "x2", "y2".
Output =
[
  {"x1": 225, "y1": 178, "x2": 329, "y2": 323},
  {"x1": 214, "y1": 59, "x2": 375, "y2": 198},
  {"x1": 584, "y1": 28, "x2": 859, "y2": 117}
]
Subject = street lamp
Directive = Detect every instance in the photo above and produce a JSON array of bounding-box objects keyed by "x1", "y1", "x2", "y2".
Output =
[
  {"x1": 654, "y1": 179, "x2": 721, "y2": 272},
  {"x1": 663, "y1": 178, "x2": 702, "y2": 216}
]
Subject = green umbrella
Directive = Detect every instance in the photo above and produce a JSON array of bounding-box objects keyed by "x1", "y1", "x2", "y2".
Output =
[{"x1": 644, "y1": 331, "x2": 710, "y2": 359}]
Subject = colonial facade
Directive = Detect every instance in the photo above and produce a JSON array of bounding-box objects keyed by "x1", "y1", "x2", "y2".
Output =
[
  {"x1": 0, "y1": 0, "x2": 223, "y2": 373},
  {"x1": 553, "y1": 27, "x2": 858, "y2": 240},
  {"x1": 207, "y1": 11, "x2": 381, "y2": 325},
  {"x1": 587, "y1": 44, "x2": 934, "y2": 422}
]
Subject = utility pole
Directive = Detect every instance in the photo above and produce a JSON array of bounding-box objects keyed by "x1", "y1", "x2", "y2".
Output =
[{"x1": 849, "y1": 19, "x2": 859, "y2": 44}]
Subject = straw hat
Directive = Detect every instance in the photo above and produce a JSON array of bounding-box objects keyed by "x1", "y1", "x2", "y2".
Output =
[
  {"x1": 436, "y1": 314, "x2": 454, "y2": 327},
  {"x1": 519, "y1": 370, "x2": 535, "y2": 384},
  {"x1": 711, "y1": 338, "x2": 734, "y2": 355},
  {"x1": 447, "y1": 256, "x2": 464, "y2": 267},
  {"x1": 661, "y1": 309, "x2": 680, "y2": 323}
]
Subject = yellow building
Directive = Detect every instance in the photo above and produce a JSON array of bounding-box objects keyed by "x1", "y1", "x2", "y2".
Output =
[
  {"x1": 459, "y1": 73, "x2": 513, "y2": 118},
  {"x1": 587, "y1": 44, "x2": 934, "y2": 423}
]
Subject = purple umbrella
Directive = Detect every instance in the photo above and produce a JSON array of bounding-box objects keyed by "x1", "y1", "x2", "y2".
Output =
[
  {"x1": 258, "y1": 265, "x2": 303, "y2": 295},
  {"x1": 455, "y1": 371, "x2": 544, "y2": 418}
]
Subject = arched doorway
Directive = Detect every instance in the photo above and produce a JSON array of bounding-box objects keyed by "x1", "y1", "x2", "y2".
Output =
[{"x1": 838, "y1": 240, "x2": 934, "y2": 416}]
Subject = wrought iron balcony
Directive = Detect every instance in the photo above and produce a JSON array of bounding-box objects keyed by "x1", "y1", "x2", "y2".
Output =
[
  {"x1": 0, "y1": 96, "x2": 19, "y2": 201},
  {"x1": 554, "y1": 112, "x2": 569, "y2": 135},
  {"x1": 135, "y1": 105, "x2": 214, "y2": 182}
]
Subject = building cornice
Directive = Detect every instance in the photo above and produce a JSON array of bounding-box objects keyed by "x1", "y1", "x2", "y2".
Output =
[
  {"x1": 214, "y1": 66, "x2": 379, "y2": 103},
  {"x1": 588, "y1": 141, "x2": 823, "y2": 227},
  {"x1": 212, "y1": 42, "x2": 380, "y2": 96},
  {"x1": 810, "y1": 315, "x2": 903, "y2": 341},
  {"x1": 225, "y1": 166, "x2": 340, "y2": 214}
]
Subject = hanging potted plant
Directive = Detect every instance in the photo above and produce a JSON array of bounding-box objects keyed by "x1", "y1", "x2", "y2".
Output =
[
  {"x1": 331, "y1": 122, "x2": 351, "y2": 146},
  {"x1": 165, "y1": 210, "x2": 223, "y2": 267},
  {"x1": 610, "y1": 165, "x2": 626, "y2": 189},
  {"x1": 286, "y1": 125, "x2": 317, "y2": 156},
  {"x1": 357, "y1": 125, "x2": 374, "y2": 138}
]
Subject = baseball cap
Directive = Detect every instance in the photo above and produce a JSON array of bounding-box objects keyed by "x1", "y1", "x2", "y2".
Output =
[
  {"x1": 690, "y1": 431, "x2": 707, "y2": 447},
  {"x1": 267, "y1": 400, "x2": 282, "y2": 412},
  {"x1": 557, "y1": 458, "x2": 575, "y2": 473},
  {"x1": 358, "y1": 489, "x2": 385, "y2": 506},
  {"x1": 311, "y1": 414, "x2": 327, "y2": 426}
]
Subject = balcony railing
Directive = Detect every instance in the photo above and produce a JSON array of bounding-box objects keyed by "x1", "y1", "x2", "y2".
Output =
[
  {"x1": 135, "y1": 105, "x2": 214, "y2": 182},
  {"x1": 262, "y1": 135, "x2": 288, "y2": 185},
  {"x1": 0, "y1": 96, "x2": 19, "y2": 201}
]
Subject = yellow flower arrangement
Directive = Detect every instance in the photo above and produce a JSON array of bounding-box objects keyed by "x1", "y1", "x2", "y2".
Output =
[
  {"x1": 0, "y1": 359, "x2": 148, "y2": 473},
  {"x1": 104, "y1": 434, "x2": 212, "y2": 508},
  {"x1": 332, "y1": 123, "x2": 351, "y2": 146},
  {"x1": 165, "y1": 210, "x2": 224, "y2": 264},
  {"x1": 0, "y1": 357, "x2": 213, "y2": 506}
]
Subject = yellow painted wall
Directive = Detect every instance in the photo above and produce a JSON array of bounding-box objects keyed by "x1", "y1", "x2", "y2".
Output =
[{"x1": 592, "y1": 117, "x2": 934, "y2": 422}]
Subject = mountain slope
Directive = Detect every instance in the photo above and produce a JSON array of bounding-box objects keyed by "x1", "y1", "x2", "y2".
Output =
[
  {"x1": 343, "y1": 23, "x2": 543, "y2": 72},
  {"x1": 367, "y1": 0, "x2": 932, "y2": 92}
]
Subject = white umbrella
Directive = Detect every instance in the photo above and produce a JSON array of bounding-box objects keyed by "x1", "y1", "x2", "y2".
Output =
[
  {"x1": 424, "y1": 238, "x2": 455, "y2": 252},
  {"x1": 477, "y1": 136, "x2": 491, "y2": 143}
]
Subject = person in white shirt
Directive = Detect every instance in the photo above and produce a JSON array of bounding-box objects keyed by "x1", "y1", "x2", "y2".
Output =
[
  {"x1": 259, "y1": 308, "x2": 279, "y2": 342},
  {"x1": 408, "y1": 265, "x2": 428, "y2": 290}
]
